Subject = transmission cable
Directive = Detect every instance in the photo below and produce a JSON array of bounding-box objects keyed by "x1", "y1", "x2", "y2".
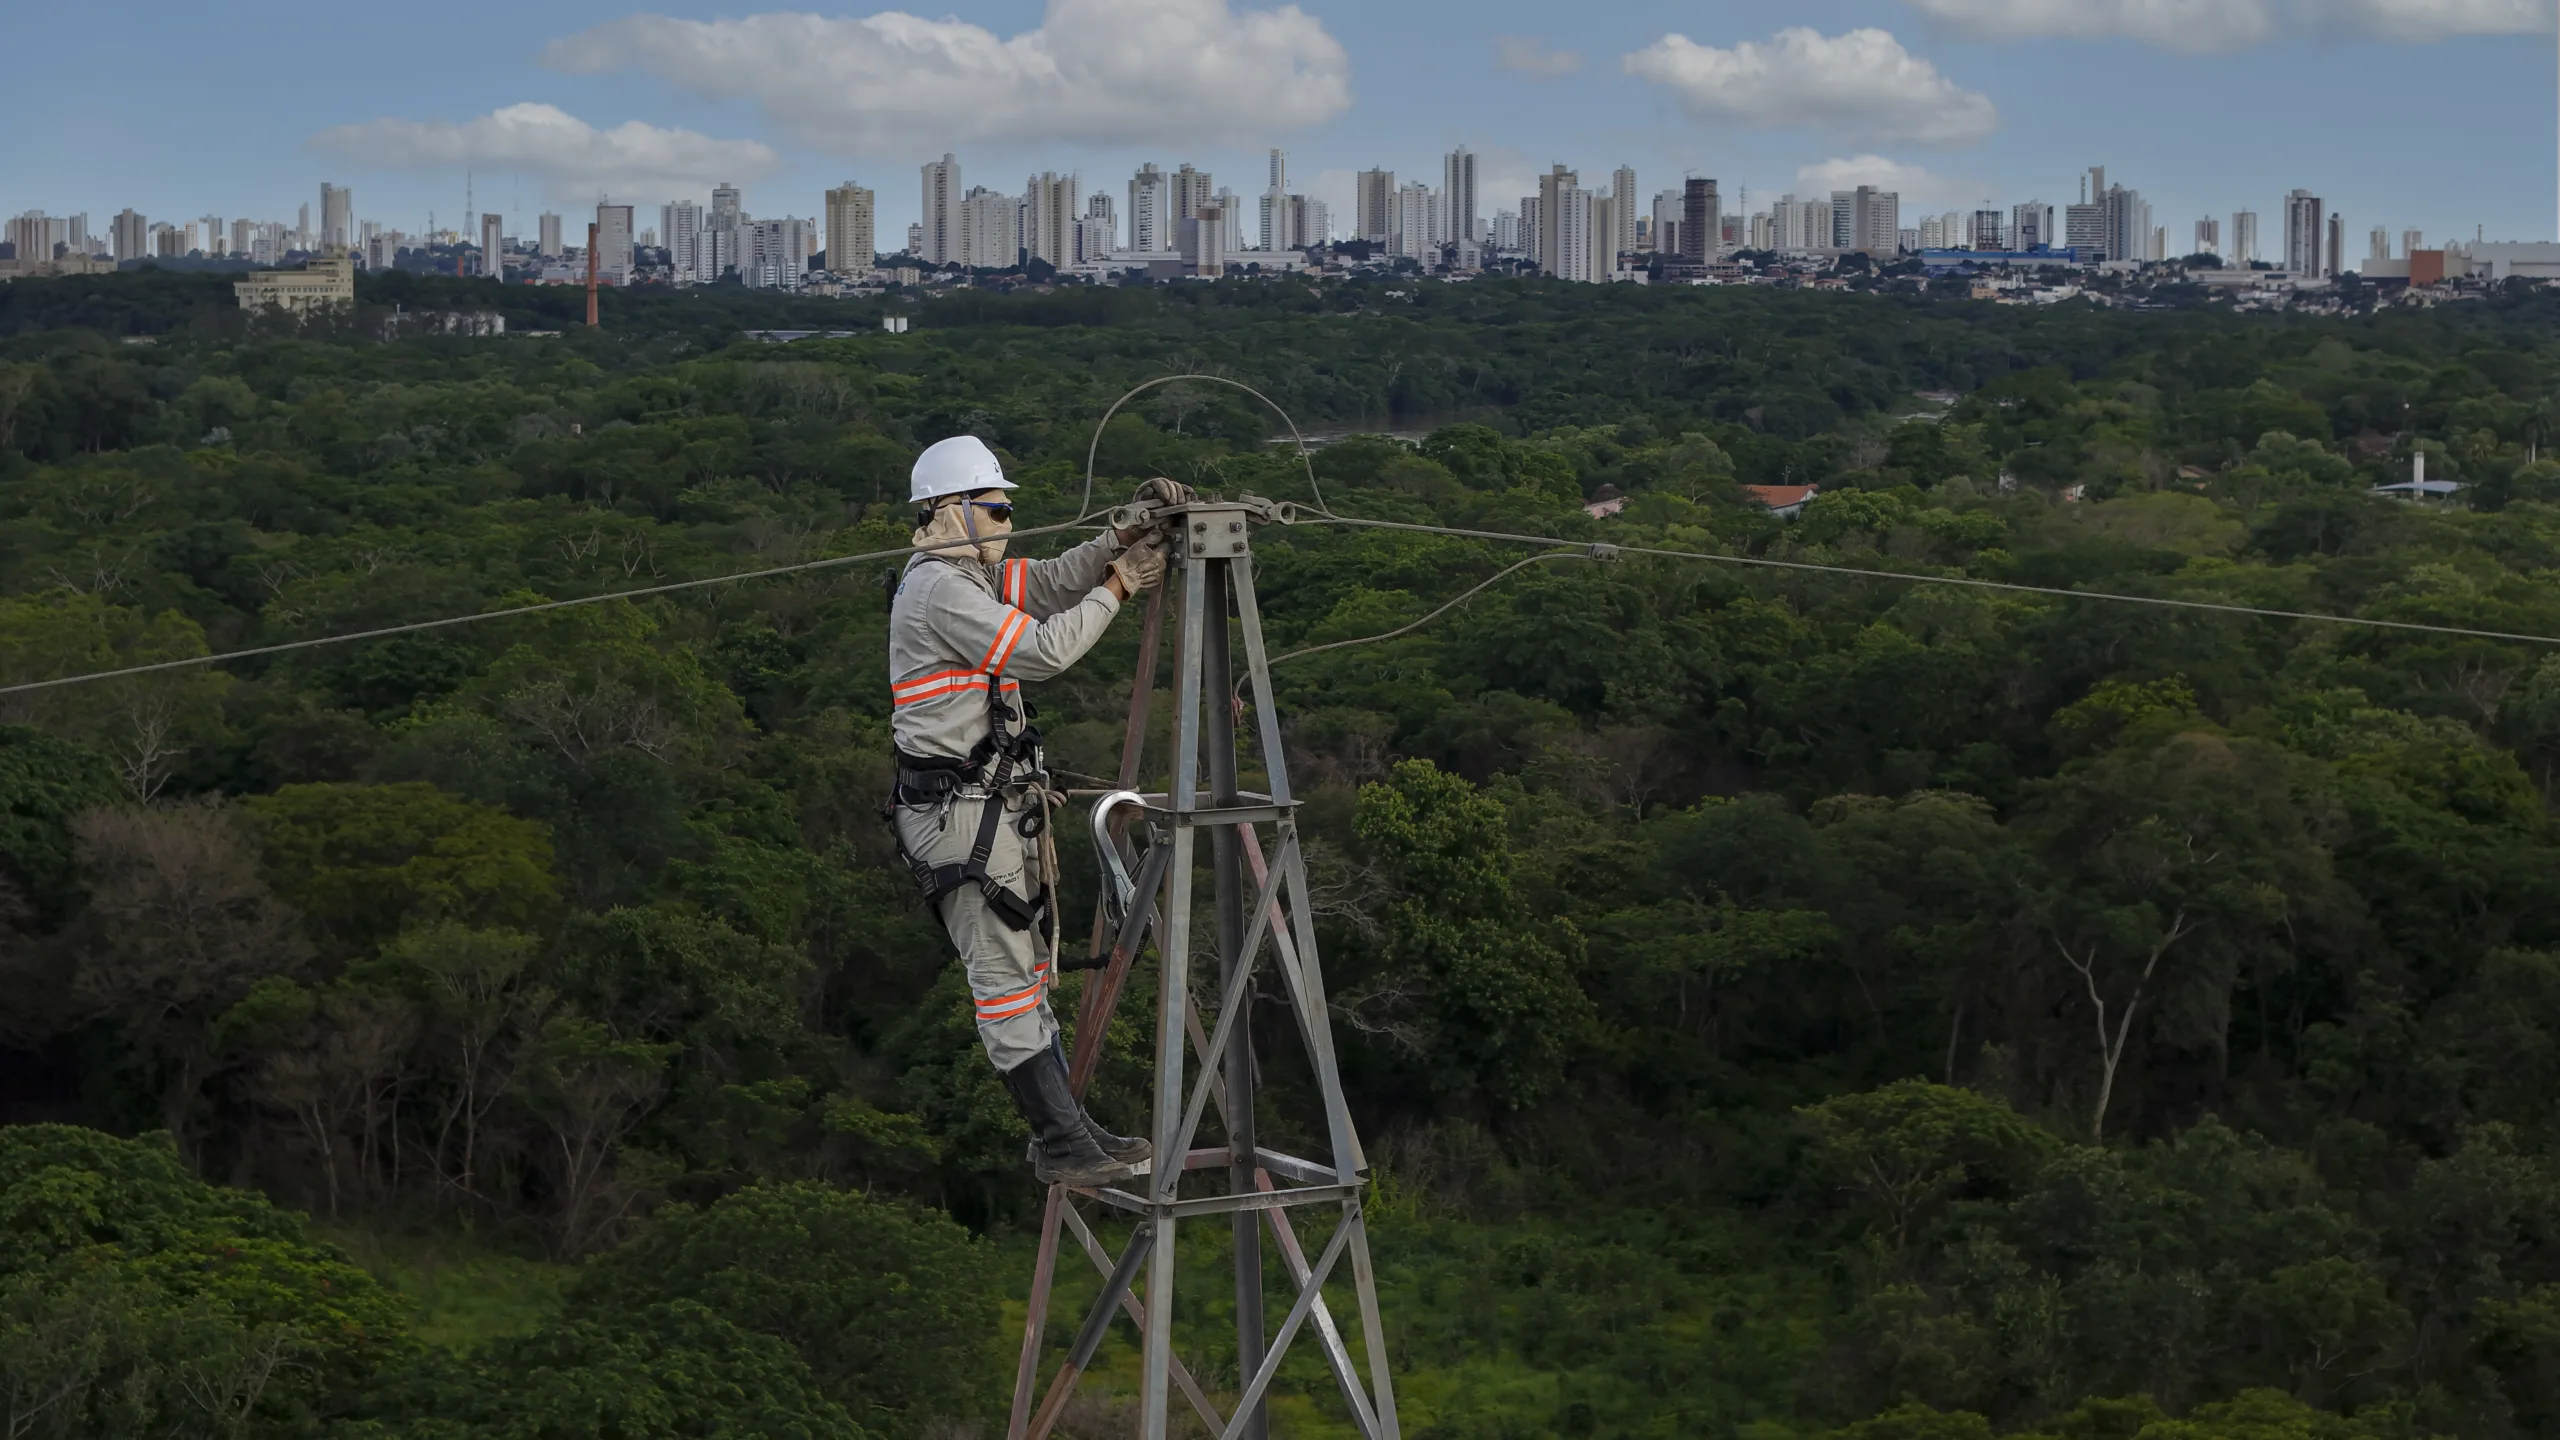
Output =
[
  {"x1": 1292, "y1": 514, "x2": 2560, "y2": 648},
  {"x1": 1080, "y1": 374, "x2": 1330, "y2": 520},
  {"x1": 0, "y1": 519, "x2": 1101, "y2": 698}
]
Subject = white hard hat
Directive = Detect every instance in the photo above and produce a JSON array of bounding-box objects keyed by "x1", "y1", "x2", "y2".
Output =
[{"x1": 910, "y1": 435, "x2": 1015, "y2": 504}]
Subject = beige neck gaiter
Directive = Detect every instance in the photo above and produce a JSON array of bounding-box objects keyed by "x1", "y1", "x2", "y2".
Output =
[{"x1": 912, "y1": 500, "x2": 1008, "y2": 567}]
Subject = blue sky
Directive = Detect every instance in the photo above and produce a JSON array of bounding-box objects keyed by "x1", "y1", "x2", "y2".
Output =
[{"x1": 12, "y1": 0, "x2": 2557, "y2": 251}]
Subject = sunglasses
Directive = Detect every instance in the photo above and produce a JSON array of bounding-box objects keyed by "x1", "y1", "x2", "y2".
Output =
[{"x1": 967, "y1": 502, "x2": 1015, "y2": 523}]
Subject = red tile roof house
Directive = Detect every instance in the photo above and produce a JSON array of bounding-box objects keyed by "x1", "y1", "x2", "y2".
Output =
[{"x1": 1745, "y1": 484, "x2": 1819, "y2": 520}]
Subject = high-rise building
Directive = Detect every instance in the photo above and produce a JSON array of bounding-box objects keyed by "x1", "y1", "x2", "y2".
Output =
[
  {"x1": 2368, "y1": 226, "x2": 2392, "y2": 264},
  {"x1": 1261, "y1": 149, "x2": 1289, "y2": 252},
  {"x1": 1292, "y1": 196, "x2": 1329, "y2": 248},
  {"x1": 595, "y1": 202, "x2": 634, "y2": 284},
  {"x1": 111, "y1": 209, "x2": 146, "y2": 263},
  {"x1": 1392, "y1": 182, "x2": 1435, "y2": 258},
  {"x1": 1681, "y1": 178, "x2": 1717, "y2": 265},
  {"x1": 1445, "y1": 147, "x2": 1479, "y2": 243},
  {"x1": 2402, "y1": 229, "x2": 2424, "y2": 258},
  {"x1": 321, "y1": 184, "x2": 353, "y2": 249},
  {"x1": 2327, "y1": 212, "x2": 2346, "y2": 278},
  {"x1": 920, "y1": 155, "x2": 961, "y2": 265},
  {"x1": 662, "y1": 202, "x2": 702, "y2": 283},
  {"x1": 1534, "y1": 166, "x2": 1590, "y2": 280},
  {"x1": 2284, "y1": 190, "x2": 2325, "y2": 276},
  {"x1": 1020, "y1": 173, "x2": 1079, "y2": 268},
  {"x1": 296, "y1": 203, "x2": 311, "y2": 252},
  {"x1": 1076, "y1": 194, "x2": 1117, "y2": 263},
  {"x1": 959, "y1": 186, "x2": 1020, "y2": 269},
  {"x1": 1590, "y1": 185, "x2": 1626, "y2": 279},
  {"x1": 1491, "y1": 209, "x2": 1521, "y2": 252},
  {"x1": 2195, "y1": 217, "x2": 2222, "y2": 257},
  {"x1": 1556, "y1": 185, "x2": 1593, "y2": 283},
  {"x1": 151, "y1": 222, "x2": 185, "y2": 259},
  {"x1": 1518, "y1": 196, "x2": 1541, "y2": 256},
  {"x1": 479, "y1": 213, "x2": 504, "y2": 277},
  {"x1": 1970, "y1": 208, "x2": 2005, "y2": 250},
  {"x1": 198, "y1": 214, "x2": 225, "y2": 257},
  {"x1": 2232, "y1": 211, "x2": 2260, "y2": 266},
  {"x1": 1610, "y1": 166, "x2": 1637, "y2": 252},
  {"x1": 1129, "y1": 164, "x2": 1173, "y2": 253},
  {"x1": 5, "y1": 213, "x2": 43, "y2": 263},
  {"x1": 746, "y1": 217, "x2": 816, "y2": 289},
  {"x1": 1648, "y1": 189, "x2": 1680, "y2": 256},
  {"x1": 1183, "y1": 202, "x2": 1225, "y2": 277},
  {"x1": 1830, "y1": 188, "x2": 1896, "y2": 254},
  {"x1": 906, "y1": 222, "x2": 924, "y2": 255},
  {"x1": 1171, "y1": 165, "x2": 1215, "y2": 227},
  {"x1": 2013, "y1": 202, "x2": 2055, "y2": 250},
  {"x1": 539, "y1": 212, "x2": 563, "y2": 257},
  {"x1": 231, "y1": 217, "x2": 256, "y2": 258},
  {"x1": 1355, "y1": 169, "x2": 1395, "y2": 246},
  {"x1": 825, "y1": 182, "x2": 875, "y2": 271}
]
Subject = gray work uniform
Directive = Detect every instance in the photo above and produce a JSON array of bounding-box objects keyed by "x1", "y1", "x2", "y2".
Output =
[{"x1": 890, "y1": 534, "x2": 1125, "y2": 1071}]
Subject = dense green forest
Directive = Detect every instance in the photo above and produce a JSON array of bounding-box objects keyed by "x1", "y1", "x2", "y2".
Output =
[{"x1": 8, "y1": 266, "x2": 2560, "y2": 1438}]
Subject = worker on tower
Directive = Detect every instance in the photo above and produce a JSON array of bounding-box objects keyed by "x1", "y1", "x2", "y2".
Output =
[{"x1": 889, "y1": 435, "x2": 1182, "y2": 1187}]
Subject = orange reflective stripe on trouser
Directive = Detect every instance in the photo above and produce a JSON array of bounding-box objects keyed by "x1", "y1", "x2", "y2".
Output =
[{"x1": 974, "y1": 959, "x2": 1052, "y2": 1021}]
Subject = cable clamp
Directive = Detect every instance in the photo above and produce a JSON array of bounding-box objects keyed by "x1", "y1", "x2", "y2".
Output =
[{"x1": 1588, "y1": 543, "x2": 1621, "y2": 563}]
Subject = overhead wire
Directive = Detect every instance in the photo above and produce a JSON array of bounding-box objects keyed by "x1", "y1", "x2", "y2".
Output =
[
  {"x1": 1287, "y1": 514, "x2": 2560, "y2": 649},
  {"x1": 0, "y1": 519, "x2": 1102, "y2": 698},
  {"x1": 6, "y1": 371, "x2": 2557, "y2": 702}
]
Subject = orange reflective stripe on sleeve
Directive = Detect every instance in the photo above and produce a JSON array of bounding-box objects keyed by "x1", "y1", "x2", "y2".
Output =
[{"x1": 1004, "y1": 559, "x2": 1029, "y2": 607}]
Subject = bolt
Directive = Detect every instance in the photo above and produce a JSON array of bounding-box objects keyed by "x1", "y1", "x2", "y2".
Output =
[
  {"x1": 1228, "y1": 521, "x2": 1242, "y2": 533},
  {"x1": 1193, "y1": 521, "x2": 1208, "y2": 533},
  {"x1": 1230, "y1": 541, "x2": 1244, "y2": 553}
]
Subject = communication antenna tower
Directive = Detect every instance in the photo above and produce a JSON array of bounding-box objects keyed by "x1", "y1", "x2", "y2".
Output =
[{"x1": 1007, "y1": 490, "x2": 1399, "y2": 1440}]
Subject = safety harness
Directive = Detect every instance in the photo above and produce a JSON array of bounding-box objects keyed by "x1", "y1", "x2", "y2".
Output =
[{"x1": 890, "y1": 561, "x2": 1054, "y2": 934}]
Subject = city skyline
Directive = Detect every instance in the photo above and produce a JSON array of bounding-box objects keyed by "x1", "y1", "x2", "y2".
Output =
[{"x1": 9, "y1": 0, "x2": 2560, "y2": 259}]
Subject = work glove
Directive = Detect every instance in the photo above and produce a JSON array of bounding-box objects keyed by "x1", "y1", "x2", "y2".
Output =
[
  {"x1": 1132, "y1": 477, "x2": 1195, "y2": 509},
  {"x1": 1108, "y1": 534, "x2": 1168, "y2": 595}
]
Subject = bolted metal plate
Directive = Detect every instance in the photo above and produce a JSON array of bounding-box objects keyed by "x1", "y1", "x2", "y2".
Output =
[{"x1": 1182, "y1": 506, "x2": 1254, "y2": 559}]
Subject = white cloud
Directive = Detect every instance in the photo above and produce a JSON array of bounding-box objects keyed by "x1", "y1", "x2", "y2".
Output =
[
  {"x1": 2307, "y1": 0, "x2": 2550, "y2": 40},
  {"x1": 1623, "y1": 28, "x2": 1999, "y2": 147},
  {"x1": 309, "y1": 103, "x2": 778, "y2": 201},
  {"x1": 1794, "y1": 155, "x2": 1986, "y2": 211},
  {"x1": 540, "y1": 0, "x2": 1351, "y2": 154},
  {"x1": 1903, "y1": 0, "x2": 2545, "y2": 49},
  {"x1": 1903, "y1": 0, "x2": 2279, "y2": 49},
  {"x1": 1494, "y1": 35, "x2": 1582, "y2": 76}
]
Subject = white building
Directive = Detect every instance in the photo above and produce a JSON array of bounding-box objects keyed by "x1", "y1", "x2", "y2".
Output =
[
  {"x1": 2232, "y1": 211, "x2": 2260, "y2": 266},
  {"x1": 920, "y1": 155, "x2": 962, "y2": 265},
  {"x1": 478, "y1": 213, "x2": 504, "y2": 278},
  {"x1": 1129, "y1": 164, "x2": 1174, "y2": 254},
  {"x1": 1392, "y1": 182, "x2": 1435, "y2": 258},
  {"x1": 959, "y1": 187, "x2": 1020, "y2": 269},
  {"x1": 662, "y1": 201, "x2": 704, "y2": 284},
  {"x1": 538, "y1": 212, "x2": 563, "y2": 257},
  {"x1": 2014, "y1": 202, "x2": 2056, "y2": 251},
  {"x1": 1023, "y1": 172, "x2": 1080, "y2": 268},
  {"x1": 746, "y1": 217, "x2": 815, "y2": 288}
]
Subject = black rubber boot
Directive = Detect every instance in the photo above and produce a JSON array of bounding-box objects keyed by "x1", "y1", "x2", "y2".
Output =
[
  {"x1": 1053, "y1": 1034, "x2": 1152, "y2": 1166},
  {"x1": 1001, "y1": 1047, "x2": 1132, "y2": 1187}
]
